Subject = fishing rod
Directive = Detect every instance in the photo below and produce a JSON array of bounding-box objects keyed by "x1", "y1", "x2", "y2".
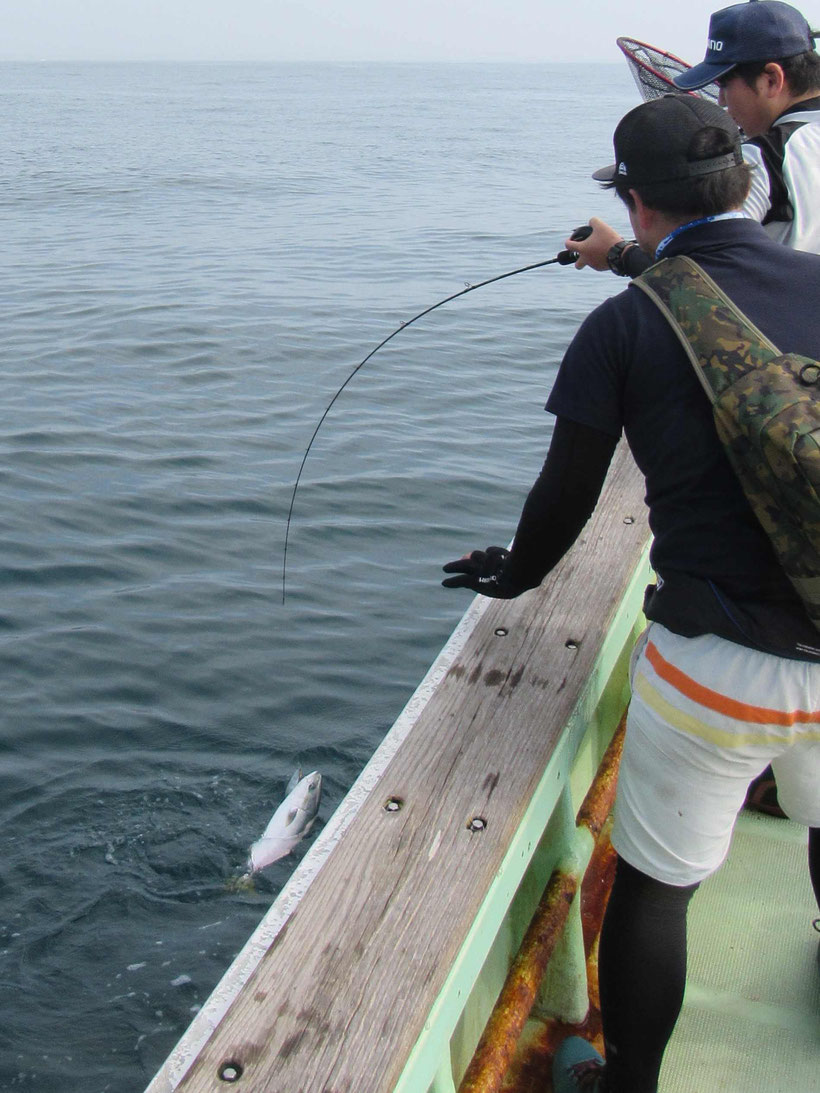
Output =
[{"x1": 281, "y1": 226, "x2": 593, "y2": 603}]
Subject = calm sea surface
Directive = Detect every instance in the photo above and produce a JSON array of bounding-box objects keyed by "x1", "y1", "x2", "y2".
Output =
[{"x1": 1, "y1": 62, "x2": 637, "y2": 1091}]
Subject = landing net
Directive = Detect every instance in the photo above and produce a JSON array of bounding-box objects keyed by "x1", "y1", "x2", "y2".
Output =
[{"x1": 616, "y1": 36, "x2": 720, "y2": 105}]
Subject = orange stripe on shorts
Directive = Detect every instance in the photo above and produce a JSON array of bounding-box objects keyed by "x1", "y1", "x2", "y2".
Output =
[{"x1": 644, "y1": 640, "x2": 820, "y2": 726}]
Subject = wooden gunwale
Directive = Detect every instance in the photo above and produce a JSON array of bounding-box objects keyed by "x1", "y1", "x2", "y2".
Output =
[{"x1": 146, "y1": 440, "x2": 651, "y2": 1093}]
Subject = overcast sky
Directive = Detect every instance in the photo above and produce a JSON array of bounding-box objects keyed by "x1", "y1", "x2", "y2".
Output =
[{"x1": 3, "y1": 0, "x2": 817, "y2": 64}]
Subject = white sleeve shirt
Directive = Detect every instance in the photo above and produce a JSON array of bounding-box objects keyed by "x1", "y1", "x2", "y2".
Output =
[{"x1": 742, "y1": 105, "x2": 820, "y2": 254}]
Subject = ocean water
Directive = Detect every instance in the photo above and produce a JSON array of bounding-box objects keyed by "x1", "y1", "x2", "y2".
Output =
[{"x1": 0, "y1": 62, "x2": 637, "y2": 1091}]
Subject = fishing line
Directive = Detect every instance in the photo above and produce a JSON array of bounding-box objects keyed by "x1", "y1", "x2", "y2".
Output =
[{"x1": 281, "y1": 231, "x2": 591, "y2": 603}]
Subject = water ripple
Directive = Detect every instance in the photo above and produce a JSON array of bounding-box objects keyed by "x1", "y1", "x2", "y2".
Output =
[{"x1": 0, "y1": 59, "x2": 638, "y2": 1093}]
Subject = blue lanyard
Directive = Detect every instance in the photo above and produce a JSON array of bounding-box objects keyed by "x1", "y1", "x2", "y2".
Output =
[{"x1": 655, "y1": 211, "x2": 747, "y2": 259}]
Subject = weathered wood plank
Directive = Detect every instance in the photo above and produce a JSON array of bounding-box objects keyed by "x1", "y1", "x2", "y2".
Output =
[{"x1": 176, "y1": 442, "x2": 649, "y2": 1093}]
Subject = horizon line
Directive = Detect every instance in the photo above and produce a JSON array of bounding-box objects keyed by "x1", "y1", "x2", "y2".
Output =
[{"x1": 0, "y1": 56, "x2": 624, "y2": 66}]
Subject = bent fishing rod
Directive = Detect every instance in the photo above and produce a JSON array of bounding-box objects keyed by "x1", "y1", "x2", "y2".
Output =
[{"x1": 281, "y1": 226, "x2": 593, "y2": 603}]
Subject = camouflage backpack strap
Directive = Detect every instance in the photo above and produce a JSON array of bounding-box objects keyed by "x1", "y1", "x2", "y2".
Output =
[
  {"x1": 634, "y1": 254, "x2": 820, "y2": 636},
  {"x1": 632, "y1": 254, "x2": 780, "y2": 402}
]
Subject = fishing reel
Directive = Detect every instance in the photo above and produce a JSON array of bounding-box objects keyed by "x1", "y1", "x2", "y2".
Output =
[{"x1": 557, "y1": 224, "x2": 594, "y2": 265}]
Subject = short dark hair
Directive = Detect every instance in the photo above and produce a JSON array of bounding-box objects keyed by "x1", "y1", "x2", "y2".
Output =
[
  {"x1": 732, "y1": 48, "x2": 820, "y2": 94},
  {"x1": 606, "y1": 125, "x2": 751, "y2": 216}
]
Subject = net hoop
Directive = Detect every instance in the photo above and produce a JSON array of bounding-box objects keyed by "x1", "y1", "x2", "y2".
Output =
[{"x1": 616, "y1": 36, "x2": 720, "y2": 105}]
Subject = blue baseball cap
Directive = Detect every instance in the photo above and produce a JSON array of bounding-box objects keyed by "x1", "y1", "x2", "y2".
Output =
[{"x1": 673, "y1": 1, "x2": 816, "y2": 91}]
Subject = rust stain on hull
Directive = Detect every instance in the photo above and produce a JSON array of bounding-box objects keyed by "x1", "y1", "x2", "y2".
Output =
[
  {"x1": 457, "y1": 716, "x2": 626, "y2": 1093},
  {"x1": 458, "y1": 871, "x2": 578, "y2": 1093}
]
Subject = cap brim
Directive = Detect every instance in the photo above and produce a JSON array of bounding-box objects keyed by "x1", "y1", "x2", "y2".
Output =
[
  {"x1": 672, "y1": 60, "x2": 735, "y2": 90},
  {"x1": 592, "y1": 163, "x2": 617, "y2": 182}
]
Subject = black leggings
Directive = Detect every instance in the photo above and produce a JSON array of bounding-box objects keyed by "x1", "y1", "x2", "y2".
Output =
[
  {"x1": 598, "y1": 858, "x2": 698, "y2": 1093},
  {"x1": 599, "y1": 838, "x2": 820, "y2": 1093}
]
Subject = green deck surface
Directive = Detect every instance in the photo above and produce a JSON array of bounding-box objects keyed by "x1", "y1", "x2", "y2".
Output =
[{"x1": 662, "y1": 810, "x2": 819, "y2": 1093}]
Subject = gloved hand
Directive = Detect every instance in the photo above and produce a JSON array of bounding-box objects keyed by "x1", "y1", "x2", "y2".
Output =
[{"x1": 441, "y1": 546, "x2": 522, "y2": 598}]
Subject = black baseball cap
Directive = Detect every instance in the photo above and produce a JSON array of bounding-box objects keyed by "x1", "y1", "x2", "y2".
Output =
[
  {"x1": 674, "y1": 1, "x2": 816, "y2": 91},
  {"x1": 592, "y1": 94, "x2": 743, "y2": 186}
]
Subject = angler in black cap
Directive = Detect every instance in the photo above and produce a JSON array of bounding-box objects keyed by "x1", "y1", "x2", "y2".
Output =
[
  {"x1": 442, "y1": 93, "x2": 820, "y2": 1093},
  {"x1": 571, "y1": 0, "x2": 820, "y2": 272},
  {"x1": 568, "y1": 0, "x2": 820, "y2": 823}
]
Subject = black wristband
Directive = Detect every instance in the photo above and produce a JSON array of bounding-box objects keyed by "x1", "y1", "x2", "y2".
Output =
[{"x1": 607, "y1": 240, "x2": 638, "y2": 277}]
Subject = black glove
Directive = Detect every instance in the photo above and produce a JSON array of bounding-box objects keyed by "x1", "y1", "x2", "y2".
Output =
[{"x1": 441, "y1": 546, "x2": 522, "y2": 598}]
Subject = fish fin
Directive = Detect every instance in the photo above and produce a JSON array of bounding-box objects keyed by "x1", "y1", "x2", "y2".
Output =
[{"x1": 285, "y1": 767, "x2": 302, "y2": 795}]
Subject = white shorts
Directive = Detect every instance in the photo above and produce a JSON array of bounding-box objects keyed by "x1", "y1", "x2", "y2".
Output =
[{"x1": 612, "y1": 623, "x2": 820, "y2": 887}]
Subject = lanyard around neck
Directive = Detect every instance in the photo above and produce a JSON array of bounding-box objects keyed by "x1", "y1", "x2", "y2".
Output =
[{"x1": 655, "y1": 211, "x2": 747, "y2": 259}]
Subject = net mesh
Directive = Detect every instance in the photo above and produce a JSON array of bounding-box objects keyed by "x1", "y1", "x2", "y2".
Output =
[{"x1": 617, "y1": 37, "x2": 720, "y2": 105}]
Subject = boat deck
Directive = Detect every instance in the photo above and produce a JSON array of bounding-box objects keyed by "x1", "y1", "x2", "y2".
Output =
[
  {"x1": 504, "y1": 808, "x2": 818, "y2": 1093},
  {"x1": 663, "y1": 809, "x2": 818, "y2": 1093}
]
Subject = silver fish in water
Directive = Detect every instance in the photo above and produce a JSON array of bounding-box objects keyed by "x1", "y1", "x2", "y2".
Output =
[{"x1": 247, "y1": 769, "x2": 322, "y2": 874}]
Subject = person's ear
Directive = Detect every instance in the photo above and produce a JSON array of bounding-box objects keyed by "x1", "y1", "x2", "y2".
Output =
[
  {"x1": 629, "y1": 189, "x2": 654, "y2": 234},
  {"x1": 759, "y1": 62, "x2": 787, "y2": 98}
]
